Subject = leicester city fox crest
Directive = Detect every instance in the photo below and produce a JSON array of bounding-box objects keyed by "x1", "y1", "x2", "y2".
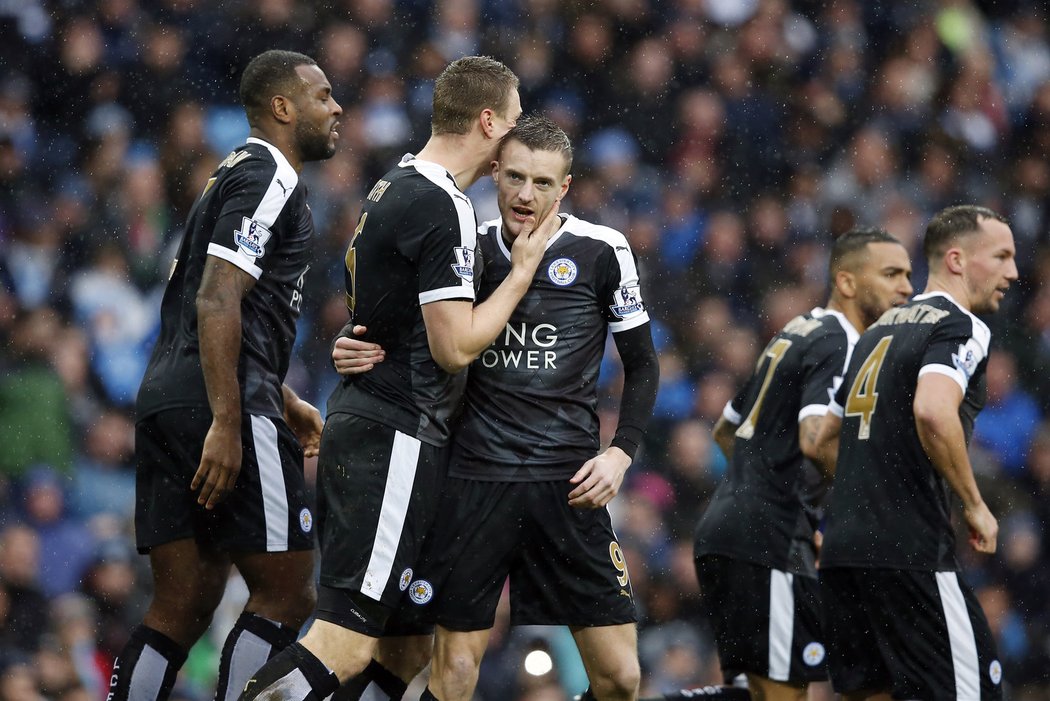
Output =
[
  {"x1": 548, "y1": 257, "x2": 578, "y2": 286},
  {"x1": 609, "y1": 285, "x2": 644, "y2": 319},
  {"x1": 452, "y1": 246, "x2": 475, "y2": 282}
]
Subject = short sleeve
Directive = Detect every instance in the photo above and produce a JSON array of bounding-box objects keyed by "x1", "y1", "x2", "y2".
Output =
[
  {"x1": 799, "y1": 331, "x2": 849, "y2": 422},
  {"x1": 207, "y1": 158, "x2": 297, "y2": 280},
  {"x1": 601, "y1": 235, "x2": 650, "y2": 333},
  {"x1": 404, "y1": 188, "x2": 477, "y2": 305},
  {"x1": 916, "y1": 313, "x2": 990, "y2": 393}
]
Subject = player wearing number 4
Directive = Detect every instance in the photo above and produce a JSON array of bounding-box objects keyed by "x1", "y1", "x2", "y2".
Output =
[
  {"x1": 813, "y1": 205, "x2": 1017, "y2": 699},
  {"x1": 694, "y1": 228, "x2": 913, "y2": 701}
]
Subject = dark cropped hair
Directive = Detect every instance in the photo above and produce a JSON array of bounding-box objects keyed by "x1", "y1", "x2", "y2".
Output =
[
  {"x1": 829, "y1": 226, "x2": 902, "y2": 276},
  {"x1": 432, "y1": 56, "x2": 519, "y2": 135},
  {"x1": 923, "y1": 205, "x2": 1008, "y2": 262},
  {"x1": 497, "y1": 114, "x2": 573, "y2": 173},
  {"x1": 239, "y1": 50, "x2": 317, "y2": 127}
]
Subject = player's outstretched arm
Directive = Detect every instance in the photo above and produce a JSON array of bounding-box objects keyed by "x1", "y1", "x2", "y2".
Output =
[
  {"x1": 422, "y1": 198, "x2": 562, "y2": 373},
  {"x1": 806, "y1": 412, "x2": 842, "y2": 478},
  {"x1": 281, "y1": 384, "x2": 323, "y2": 458},
  {"x1": 914, "y1": 372, "x2": 998, "y2": 553},
  {"x1": 193, "y1": 257, "x2": 255, "y2": 509},
  {"x1": 332, "y1": 324, "x2": 385, "y2": 375}
]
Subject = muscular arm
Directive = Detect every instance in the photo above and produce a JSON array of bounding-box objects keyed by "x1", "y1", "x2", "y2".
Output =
[
  {"x1": 568, "y1": 323, "x2": 659, "y2": 508},
  {"x1": 807, "y1": 412, "x2": 842, "y2": 479},
  {"x1": 191, "y1": 257, "x2": 255, "y2": 508},
  {"x1": 712, "y1": 416, "x2": 736, "y2": 460},
  {"x1": 422, "y1": 201, "x2": 561, "y2": 373},
  {"x1": 914, "y1": 372, "x2": 997, "y2": 553}
]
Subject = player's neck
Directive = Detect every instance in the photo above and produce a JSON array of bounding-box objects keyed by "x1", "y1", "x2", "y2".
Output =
[
  {"x1": 249, "y1": 127, "x2": 302, "y2": 172},
  {"x1": 924, "y1": 275, "x2": 971, "y2": 311},
  {"x1": 415, "y1": 134, "x2": 489, "y2": 191},
  {"x1": 826, "y1": 296, "x2": 864, "y2": 334}
]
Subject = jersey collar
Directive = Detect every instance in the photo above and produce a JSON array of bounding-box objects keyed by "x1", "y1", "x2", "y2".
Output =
[
  {"x1": 811, "y1": 306, "x2": 860, "y2": 346},
  {"x1": 399, "y1": 153, "x2": 469, "y2": 200},
  {"x1": 246, "y1": 137, "x2": 294, "y2": 175}
]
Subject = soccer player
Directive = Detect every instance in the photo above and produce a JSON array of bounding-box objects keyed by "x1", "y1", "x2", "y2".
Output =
[
  {"x1": 334, "y1": 115, "x2": 659, "y2": 701},
  {"x1": 110, "y1": 50, "x2": 342, "y2": 701},
  {"x1": 240, "y1": 58, "x2": 561, "y2": 701},
  {"x1": 693, "y1": 228, "x2": 913, "y2": 701},
  {"x1": 814, "y1": 205, "x2": 1017, "y2": 699}
]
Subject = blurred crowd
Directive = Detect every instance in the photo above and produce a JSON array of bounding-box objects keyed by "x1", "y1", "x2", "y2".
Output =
[{"x1": 3, "y1": 0, "x2": 1050, "y2": 699}]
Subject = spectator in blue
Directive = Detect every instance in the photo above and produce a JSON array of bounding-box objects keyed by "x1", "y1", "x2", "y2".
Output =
[{"x1": 974, "y1": 348, "x2": 1043, "y2": 475}]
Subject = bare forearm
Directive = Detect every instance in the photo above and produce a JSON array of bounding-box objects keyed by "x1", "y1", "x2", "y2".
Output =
[
  {"x1": 916, "y1": 413, "x2": 983, "y2": 508},
  {"x1": 808, "y1": 414, "x2": 841, "y2": 479},
  {"x1": 198, "y1": 297, "x2": 243, "y2": 424}
]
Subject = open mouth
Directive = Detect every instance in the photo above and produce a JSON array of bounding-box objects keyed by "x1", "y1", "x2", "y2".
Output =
[{"x1": 511, "y1": 205, "x2": 533, "y2": 221}]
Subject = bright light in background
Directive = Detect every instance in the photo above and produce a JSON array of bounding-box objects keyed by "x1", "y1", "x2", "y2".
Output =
[{"x1": 523, "y1": 649, "x2": 553, "y2": 676}]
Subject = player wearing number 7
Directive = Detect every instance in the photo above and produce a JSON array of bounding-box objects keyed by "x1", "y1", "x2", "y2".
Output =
[
  {"x1": 813, "y1": 205, "x2": 1017, "y2": 699},
  {"x1": 694, "y1": 228, "x2": 913, "y2": 700}
]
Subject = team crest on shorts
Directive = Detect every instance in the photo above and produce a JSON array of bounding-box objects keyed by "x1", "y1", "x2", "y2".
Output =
[
  {"x1": 298, "y1": 508, "x2": 313, "y2": 533},
  {"x1": 399, "y1": 568, "x2": 413, "y2": 591},
  {"x1": 548, "y1": 258, "x2": 578, "y2": 286},
  {"x1": 989, "y1": 660, "x2": 1002, "y2": 684},
  {"x1": 409, "y1": 579, "x2": 433, "y2": 605},
  {"x1": 235, "y1": 217, "x2": 271, "y2": 259},
  {"x1": 802, "y1": 642, "x2": 825, "y2": 666}
]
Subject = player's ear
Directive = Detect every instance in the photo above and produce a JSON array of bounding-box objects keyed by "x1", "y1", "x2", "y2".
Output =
[
  {"x1": 560, "y1": 174, "x2": 572, "y2": 198},
  {"x1": 479, "y1": 107, "x2": 496, "y2": 138},
  {"x1": 835, "y1": 269, "x2": 856, "y2": 298},
  {"x1": 944, "y1": 246, "x2": 965, "y2": 275},
  {"x1": 491, "y1": 160, "x2": 500, "y2": 183},
  {"x1": 271, "y1": 94, "x2": 294, "y2": 125}
]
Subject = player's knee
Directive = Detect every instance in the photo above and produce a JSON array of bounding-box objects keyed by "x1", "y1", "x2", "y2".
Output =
[
  {"x1": 436, "y1": 647, "x2": 482, "y2": 688},
  {"x1": 591, "y1": 658, "x2": 640, "y2": 701},
  {"x1": 252, "y1": 579, "x2": 317, "y2": 628}
]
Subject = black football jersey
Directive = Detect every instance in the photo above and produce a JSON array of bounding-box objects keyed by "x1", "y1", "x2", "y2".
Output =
[
  {"x1": 326, "y1": 154, "x2": 477, "y2": 447},
  {"x1": 449, "y1": 215, "x2": 650, "y2": 481},
  {"x1": 137, "y1": 138, "x2": 314, "y2": 420},
  {"x1": 694, "y1": 308, "x2": 859, "y2": 576},
  {"x1": 821, "y1": 292, "x2": 990, "y2": 571}
]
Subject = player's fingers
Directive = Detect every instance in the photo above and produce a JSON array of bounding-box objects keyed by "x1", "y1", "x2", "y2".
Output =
[{"x1": 352, "y1": 324, "x2": 368, "y2": 336}]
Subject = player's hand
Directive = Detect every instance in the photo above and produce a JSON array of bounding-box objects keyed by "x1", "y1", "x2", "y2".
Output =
[
  {"x1": 568, "y1": 446, "x2": 631, "y2": 509},
  {"x1": 192, "y1": 420, "x2": 242, "y2": 509},
  {"x1": 333, "y1": 325, "x2": 385, "y2": 375},
  {"x1": 963, "y1": 501, "x2": 998, "y2": 554},
  {"x1": 285, "y1": 397, "x2": 323, "y2": 458},
  {"x1": 509, "y1": 196, "x2": 562, "y2": 273},
  {"x1": 813, "y1": 529, "x2": 823, "y2": 567}
]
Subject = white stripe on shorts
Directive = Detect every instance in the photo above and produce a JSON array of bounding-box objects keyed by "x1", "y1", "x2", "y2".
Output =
[
  {"x1": 251, "y1": 415, "x2": 289, "y2": 552},
  {"x1": 768, "y1": 569, "x2": 794, "y2": 681},
  {"x1": 361, "y1": 430, "x2": 421, "y2": 601},
  {"x1": 936, "y1": 571, "x2": 980, "y2": 699},
  {"x1": 128, "y1": 644, "x2": 168, "y2": 701}
]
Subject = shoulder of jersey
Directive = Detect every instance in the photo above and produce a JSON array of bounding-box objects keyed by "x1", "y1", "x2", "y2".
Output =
[
  {"x1": 479, "y1": 218, "x2": 502, "y2": 237},
  {"x1": 559, "y1": 215, "x2": 631, "y2": 252}
]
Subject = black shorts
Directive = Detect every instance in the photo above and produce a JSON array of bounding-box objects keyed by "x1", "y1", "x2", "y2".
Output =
[
  {"x1": 135, "y1": 407, "x2": 313, "y2": 554},
  {"x1": 694, "y1": 554, "x2": 827, "y2": 684},
  {"x1": 402, "y1": 478, "x2": 637, "y2": 631},
  {"x1": 314, "y1": 413, "x2": 448, "y2": 613},
  {"x1": 821, "y1": 567, "x2": 1003, "y2": 699}
]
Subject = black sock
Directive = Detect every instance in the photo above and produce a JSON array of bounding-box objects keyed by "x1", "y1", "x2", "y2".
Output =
[
  {"x1": 215, "y1": 612, "x2": 298, "y2": 701},
  {"x1": 640, "y1": 687, "x2": 751, "y2": 701},
  {"x1": 107, "y1": 625, "x2": 188, "y2": 701},
  {"x1": 334, "y1": 660, "x2": 409, "y2": 701},
  {"x1": 240, "y1": 642, "x2": 340, "y2": 701}
]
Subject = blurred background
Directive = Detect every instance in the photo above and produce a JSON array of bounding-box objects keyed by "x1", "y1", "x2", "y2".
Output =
[{"x1": 2, "y1": 0, "x2": 1050, "y2": 699}]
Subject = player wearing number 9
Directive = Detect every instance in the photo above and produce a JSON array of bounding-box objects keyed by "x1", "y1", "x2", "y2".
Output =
[
  {"x1": 694, "y1": 228, "x2": 912, "y2": 701},
  {"x1": 815, "y1": 205, "x2": 1017, "y2": 700}
]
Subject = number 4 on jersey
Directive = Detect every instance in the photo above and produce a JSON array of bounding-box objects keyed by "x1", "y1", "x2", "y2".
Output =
[{"x1": 844, "y1": 335, "x2": 893, "y2": 440}]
